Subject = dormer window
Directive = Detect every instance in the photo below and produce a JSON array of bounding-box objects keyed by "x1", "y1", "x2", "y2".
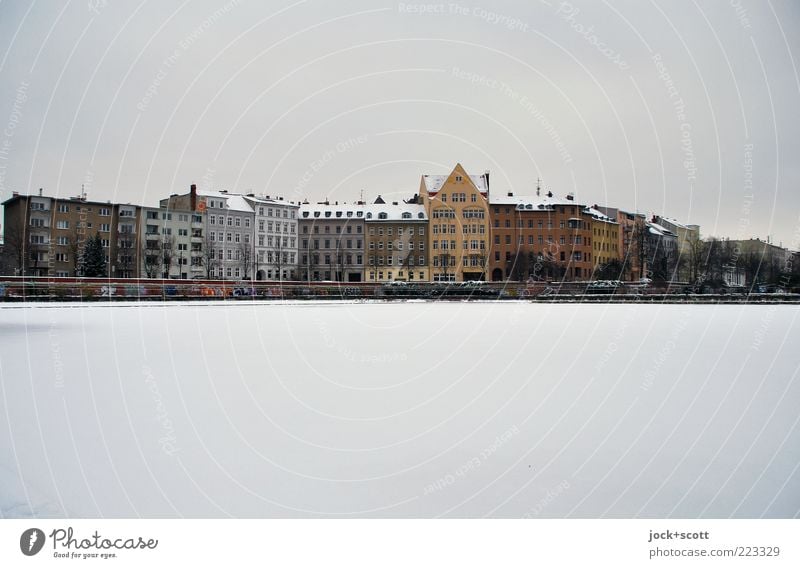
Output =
[
  {"x1": 366, "y1": 212, "x2": 373, "y2": 219},
  {"x1": 313, "y1": 211, "x2": 320, "y2": 217},
  {"x1": 417, "y1": 212, "x2": 424, "y2": 219},
  {"x1": 324, "y1": 211, "x2": 331, "y2": 217},
  {"x1": 336, "y1": 211, "x2": 342, "y2": 217},
  {"x1": 378, "y1": 212, "x2": 388, "y2": 219},
  {"x1": 402, "y1": 212, "x2": 411, "y2": 219},
  {"x1": 346, "y1": 211, "x2": 353, "y2": 217},
  {"x1": 356, "y1": 211, "x2": 363, "y2": 217}
]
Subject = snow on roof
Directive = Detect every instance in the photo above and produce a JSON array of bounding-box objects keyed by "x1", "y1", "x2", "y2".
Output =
[
  {"x1": 196, "y1": 190, "x2": 254, "y2": 213},
  {"x1": 489, "y1": 194, "x2": 616, "y2": 222},
  {"x1": 299, "y1": 202, "x2": 367, "y2": 220},
  {"x1": 647, "y1": 222, "x2": 676, "y2": 237},
  {"x1": 364, "y1": 202, "x2": 427, "y2": 221},
  {"x1": 243, "y1": 195, "x2": 298, "y2": 207},
  {"x1": 656, "y1": 216, "x2": 688, "y2": 229},
  {"x1": 584, "y1": 207, "x2": 615, "y2": 223},
  {"x1": 223, "y1": 195, "x2": 253, "y2": 213},
  {"x1": 422, "y1": 174, "x2": 488, "y2": 194}
]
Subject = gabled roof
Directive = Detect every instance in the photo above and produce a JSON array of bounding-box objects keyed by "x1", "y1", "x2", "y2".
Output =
[
  {"x1": 421, "y1": 163, "x2": 489, "y2": 196},
  {"x1": 422, "y1": 174, "x2": 489, "y2": 194}
]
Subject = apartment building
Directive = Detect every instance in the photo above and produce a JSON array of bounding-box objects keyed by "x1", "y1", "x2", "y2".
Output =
[
  {"x1": 588, "y1": 207, "x2": 620, "y2": 269},
  {"x1": 488, "y1": 191, "x2": 612, "y2": 282},
  {"x1": 596, "y1": 207, "x2": 648, "y2": 280},
  {"x1": 298, "y1": 201, "x2": 365, "y2": 282},
  {"x1": 243, "y1": 195, "x2": 299, "y2": 281},
  {"x1": 418, "y1": 163, "x2": 491, "y2": 282},
  {"x1": 139, "y1": 206, "x2": 202, "y2": 279},
  {"x1": 364, "y1": 196, "x2": 429, "y2": 282},
  {"x1": 2, "y1": 190, "x2": 140, "y2": 277},
  {"x1": 646, "y1": 221, "x2": 679, "y2": 281}
]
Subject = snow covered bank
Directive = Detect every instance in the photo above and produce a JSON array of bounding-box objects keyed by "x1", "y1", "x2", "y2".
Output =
[{"x1": 1, "y1": 303, "x2": 798, "y2": 517}]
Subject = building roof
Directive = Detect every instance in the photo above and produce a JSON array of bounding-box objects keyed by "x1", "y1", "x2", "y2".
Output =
[
  {"x1": 647, "y1": 222, "x2": 677, "y2": 237},
  {"x1": 242, "y1": 195, "x2": 298, "y2": 208},
  {"x1": 198, "y1": 190, "x2": 254, "y2": 213},
  {"x1": 299, "y1": 202, "x2": 366, "y2": 220},
  {"x1": 421, "y1": 173, "x2": 489, "y2": 195},
  {"x1": 489, "y1": 193, "x2": 616, "y2": 223},
  {"x1": 364, "y1": 202, "x2": 427, "y2": 221}
]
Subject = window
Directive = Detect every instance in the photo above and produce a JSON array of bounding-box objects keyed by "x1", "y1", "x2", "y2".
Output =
[
  {"x1": 58, "y1": 204, "x2": 69, "y2": 213},
  {"x1": 56, "y1": 220, "x2": 69, "y2": 229},
  {"x1": 100, "y1": 223, "x2": 110, "y2": 232}
]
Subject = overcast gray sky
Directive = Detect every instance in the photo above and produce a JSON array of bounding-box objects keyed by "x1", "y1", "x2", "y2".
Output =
[{"x1": 1, "y1": 0, "x2": 798, "y2": 246}]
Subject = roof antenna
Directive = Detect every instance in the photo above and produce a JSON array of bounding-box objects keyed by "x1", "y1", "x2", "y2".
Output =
[{"x1": 536, "y1": 178, "x2": 541, "y2": 197}]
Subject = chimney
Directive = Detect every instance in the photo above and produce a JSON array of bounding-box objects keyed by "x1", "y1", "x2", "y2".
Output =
[
  {"x1": 566, "y1": 193, "x2": 574, "y2": 201},
  {"x1": 546, "y1": 190, "x2": 553, "y2": 198},
  {"x1": 38, "y1": 188, "x2": 43, "y2": 196},
  {"x1": 190, "y1": 183, "x2": 197, "y2": 211},
  {"x1": 484, "y1": 170, "x2": 490, "y2": 193},
  {"x1": 507, "y1": 192, "x2": 513, "y2": 197},
  {"x1": 12, "y1": 191, "x2": 19, "y2": 197}
]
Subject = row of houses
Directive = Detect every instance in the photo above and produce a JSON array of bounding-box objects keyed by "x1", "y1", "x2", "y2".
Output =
[{"x1": 3, "y1": 162, "x2": 781, "y2": 285}]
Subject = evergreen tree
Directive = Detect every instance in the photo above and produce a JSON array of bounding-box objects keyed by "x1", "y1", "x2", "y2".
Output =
[{"x1": 83, "y1": 233, "x2": 107, "y2": 277}]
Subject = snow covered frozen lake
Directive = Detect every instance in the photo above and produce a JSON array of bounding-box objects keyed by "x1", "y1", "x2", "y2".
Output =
[{"x1": 1, "y1": 301, "x2": 798, "y2": 518}]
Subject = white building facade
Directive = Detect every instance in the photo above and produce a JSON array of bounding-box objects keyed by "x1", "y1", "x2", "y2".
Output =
[{"x1": 244, "y1": 195, "x2": 299, "y2": 281}]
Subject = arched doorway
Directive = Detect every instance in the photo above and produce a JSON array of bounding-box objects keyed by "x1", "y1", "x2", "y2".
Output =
[
  {"x1": 492, "y1": 268, "x2": 503, "y2": 282},
  {"x1": 256, "y1": 270, "x2": 266, "y2": 281}
]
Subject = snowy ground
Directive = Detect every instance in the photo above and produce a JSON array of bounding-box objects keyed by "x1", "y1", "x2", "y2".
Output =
[{"x1": 1, "y1": 301, "x2": 798, "y2": 518}]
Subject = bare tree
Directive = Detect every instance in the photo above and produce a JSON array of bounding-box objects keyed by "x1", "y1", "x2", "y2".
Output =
[
  {"x1": 238, "y1": 240, "x2": 252, "y2": 280},
  {"x1": 272, "y1": 234, "x2": 285, "y2": 281},
  {"x1": 115, "y1": 233, "x2": 136, "y2": 278},
  {"x1": 160, "y1": 234, "x2": 176, "y2": 278},
  {"x1": 68, "y1": 229, "x2": 85, "y2": 276},
  {"x1": 1, "y1": 224, "x2": 25, "y2": 275},
  {"x1": 142, "y1": 235, "x2": 161, "y2": 278},
  {"x1": 686, "y1": 234, "x2": 705, "y2": 284},
  {"x1": 200, "y1": 233, "x2": 219, "y2": 278},
  {"x1": 506, "y1": 246, "x2": 531, "y2": 282},
  {"x1": 335, "y1": 238, "x2": 349, "y2": 282}
]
